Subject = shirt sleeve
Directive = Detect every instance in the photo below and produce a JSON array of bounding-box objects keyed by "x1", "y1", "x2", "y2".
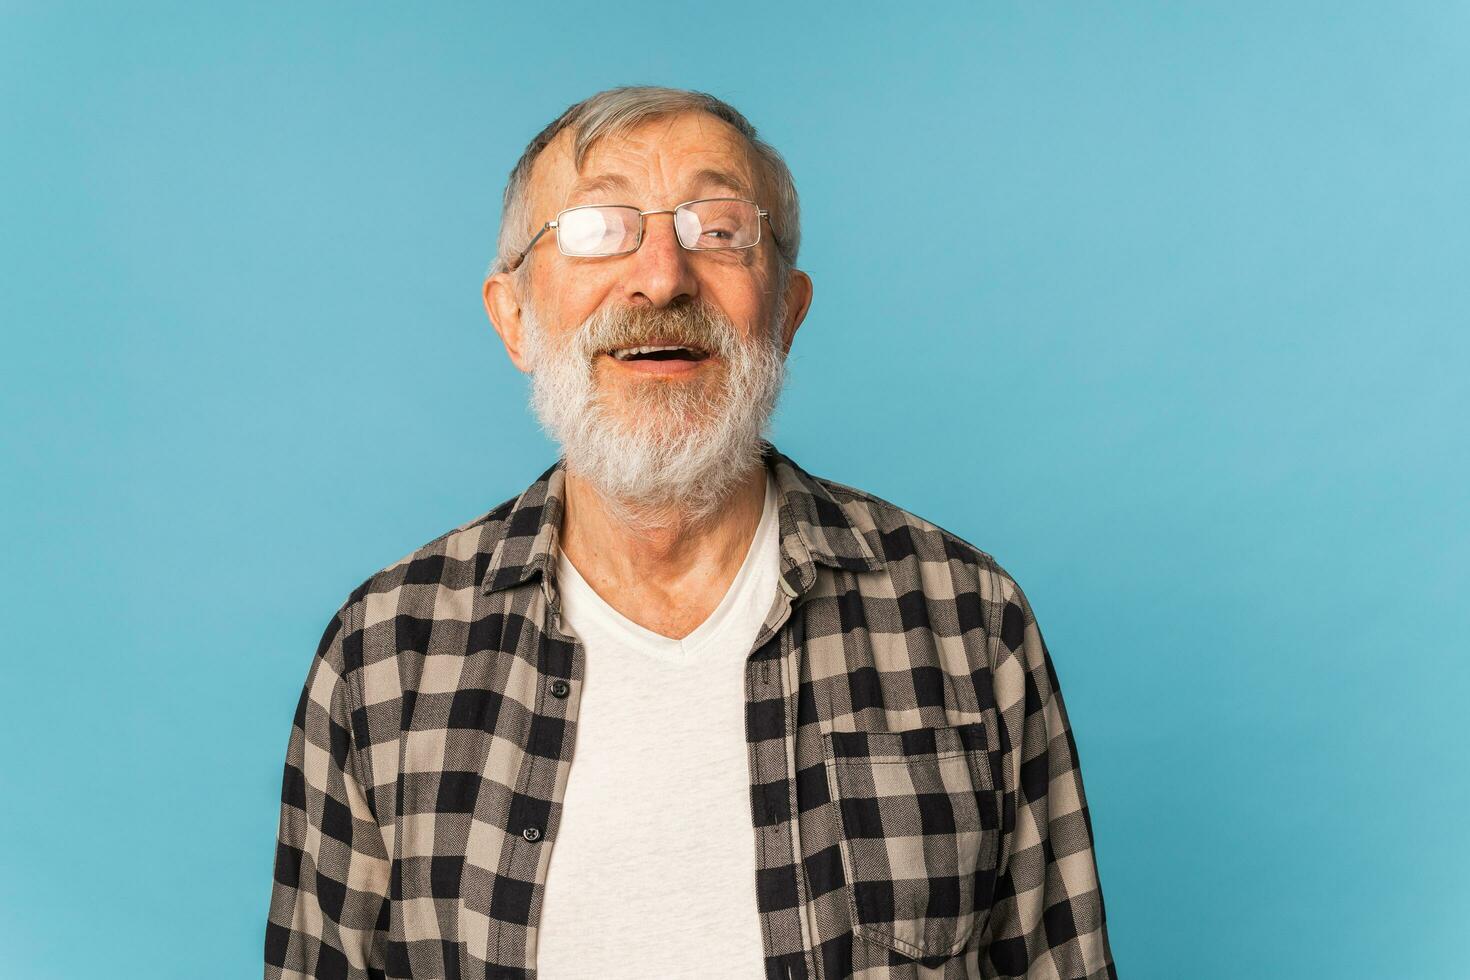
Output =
[
  {"x1": 979, "y1": 572, "x2": 1116, "y2": 979},
  {"x1": 265, "y1": 601, "x2": 392, "y2": 979}
]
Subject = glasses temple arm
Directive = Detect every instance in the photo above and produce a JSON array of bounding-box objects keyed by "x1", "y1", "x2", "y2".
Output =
[
  {"x1": 510, "y1": 221, "x2": 554, "y2": 271},
  {"x1": 762, "y1": 211, "x2": 783, "y2": 252}
]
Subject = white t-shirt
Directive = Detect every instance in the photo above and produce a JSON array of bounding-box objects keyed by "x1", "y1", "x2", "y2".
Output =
[{"x1": 536, "y1": 472, "x2": 781, "y2": 978}]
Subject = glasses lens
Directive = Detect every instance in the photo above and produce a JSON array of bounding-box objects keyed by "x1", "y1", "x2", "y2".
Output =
[
  {"x1": 675, "y1": 199, "x2": 760, "y2": 250},
  {"x1": 558, "y1": 206, "x2": 641, "y2": 256}
]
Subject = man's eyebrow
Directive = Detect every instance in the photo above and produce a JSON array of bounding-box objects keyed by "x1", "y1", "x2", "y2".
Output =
[
  {"x1": 688, "y1": 168, "x2": 755, "y2": 200},
  {"x1": 564, "y1": 168, "x2": 757, "y2": 205},
  {"x1": 565, "y1": 172, "x2": 635, "y2": 202}
]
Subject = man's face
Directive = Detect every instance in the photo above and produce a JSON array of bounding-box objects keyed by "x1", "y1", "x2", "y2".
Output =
[{"x1": 484, "y1": 111, "x2": 813, "y2": 520}]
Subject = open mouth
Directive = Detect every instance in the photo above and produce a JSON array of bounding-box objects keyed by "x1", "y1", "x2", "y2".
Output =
[{"x1": 606, "y1": 344, "x2": 711, "y2": 362}]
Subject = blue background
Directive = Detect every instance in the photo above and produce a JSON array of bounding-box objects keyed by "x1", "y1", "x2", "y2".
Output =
[{"x1": 3, "y1": 2, "x2": 1466, "y2": 977}]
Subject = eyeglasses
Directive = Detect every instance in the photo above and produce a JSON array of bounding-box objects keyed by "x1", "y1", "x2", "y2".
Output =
[{"x1": 508, "y1": 197, "x2": 781, "y2": 271}]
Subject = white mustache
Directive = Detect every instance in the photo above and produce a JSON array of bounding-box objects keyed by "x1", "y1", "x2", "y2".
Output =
[{"x1": 572, "y1": 301, "x2": 740, "y2": 362}]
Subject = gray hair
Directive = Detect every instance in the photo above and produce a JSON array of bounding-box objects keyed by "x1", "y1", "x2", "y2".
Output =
[{"x1": 487, "y1": 85, "x2": 802, "y2": 290}]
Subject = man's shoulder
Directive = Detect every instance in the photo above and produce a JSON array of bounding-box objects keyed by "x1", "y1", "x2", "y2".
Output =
[
  {"x1": 807, "y1": 471, "x2": 1028, "y2": 604},
  {"x1": 808, "y1": 471, "x2": 1048, "y2": 676},
  {"x1": 335, "y1": 487, "x2": 525, "y2": 623}
]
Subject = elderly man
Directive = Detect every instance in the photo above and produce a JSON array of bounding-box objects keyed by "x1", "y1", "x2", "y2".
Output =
[{"x1": 266, "y1": 85, "x2": 1115, "y2": 980}]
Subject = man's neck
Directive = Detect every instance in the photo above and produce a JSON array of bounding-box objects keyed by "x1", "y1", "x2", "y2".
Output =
[{"x1": 556, "y1": 460, "x2": 769, "y2": 637}]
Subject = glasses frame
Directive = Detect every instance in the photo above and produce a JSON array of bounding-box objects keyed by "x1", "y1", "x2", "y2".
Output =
[{"x1": 508, "y1": 197, "x2": 782, "y2": 271}]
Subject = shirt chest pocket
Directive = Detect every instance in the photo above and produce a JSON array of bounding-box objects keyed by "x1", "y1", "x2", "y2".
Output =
[{"x1": 822, "y1": 722, "x2": 1002, "y2": 963}]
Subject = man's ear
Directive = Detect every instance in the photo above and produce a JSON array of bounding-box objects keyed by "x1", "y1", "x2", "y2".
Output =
[
  {"x1": 483, "y1": 271, "x2": 532, "y2": 373},
  {"x1": 778, "y1": 269, "x2": 813, "y2": 356}
]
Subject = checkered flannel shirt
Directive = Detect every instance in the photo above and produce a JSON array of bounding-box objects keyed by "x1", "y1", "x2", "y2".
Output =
[{"x1": 265, "y1": 440, "x2": 1115, "y2": 979}]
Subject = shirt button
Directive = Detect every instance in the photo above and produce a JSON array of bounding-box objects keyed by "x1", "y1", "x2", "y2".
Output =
[
  {"x1": 549, "y1": 679, "x2": 570, "y2": 698},
  {"x1": 522, "y1": 826, "x2": 542, "y2": 842}
]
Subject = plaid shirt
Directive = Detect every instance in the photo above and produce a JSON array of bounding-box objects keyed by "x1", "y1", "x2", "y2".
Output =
[{"x1": 265, "y1": 440, "x2": 1115, "y2": 980}]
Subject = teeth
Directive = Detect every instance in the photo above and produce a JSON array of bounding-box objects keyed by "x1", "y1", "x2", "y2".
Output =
[{"x1": 611, "y1": 345, "x2": 700, "y2": 360}]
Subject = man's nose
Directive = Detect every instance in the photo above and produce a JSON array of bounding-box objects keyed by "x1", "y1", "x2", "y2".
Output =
[{"x1": 621, "y1": 211, "x2": 698, "y2": 308}]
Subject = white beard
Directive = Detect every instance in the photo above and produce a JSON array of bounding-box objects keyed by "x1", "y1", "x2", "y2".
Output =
[{"x1": 519, "y1": 293, "x2": 789, "y2": 530}]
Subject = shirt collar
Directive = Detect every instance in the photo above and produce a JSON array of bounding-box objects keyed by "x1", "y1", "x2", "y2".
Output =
[{"x1": 480, "y1": 439, "x2": 883, "y2": 600}]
